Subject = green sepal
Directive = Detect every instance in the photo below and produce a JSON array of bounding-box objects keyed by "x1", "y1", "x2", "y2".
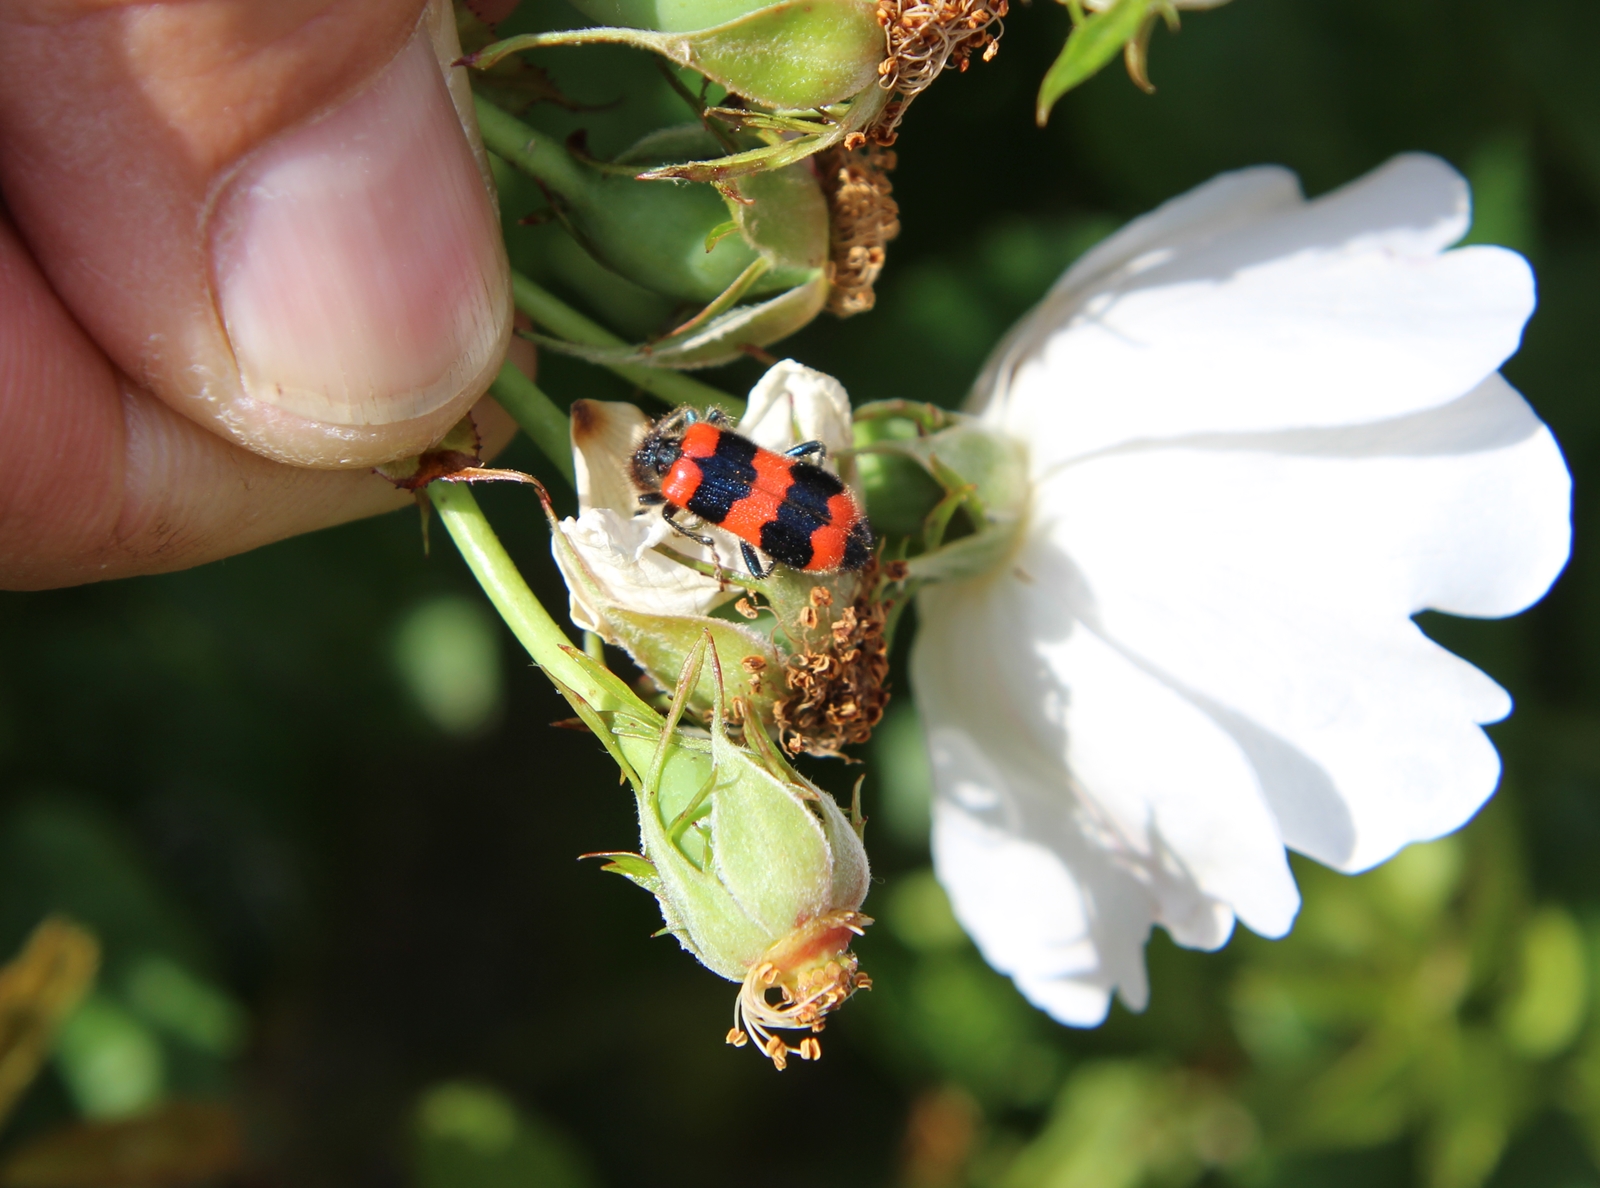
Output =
[
  {"x1": 590, "y1": 852, "x2": 663, "y2": 893},
  {"x1": 1036, "y1": 0, "x2": 1155, "y2": 125},
  {"x1": 553, "y1": 642, "x2": 662, "y2": 720},
  {"x1": 613, "y1": 126, "x2": 828, "y2": 276},
  {"x1": 627, "y1": 649, "x2": 769, "y2": 978},
  {"x1": 635, "y1": 85, "x2": 889, "y2": 183},
  {"x1": 608, "y1": 610, "x2": 784, "y2": 723},
  {"x1": 455, "y1": 1, "x2": 597, "y2": 116},
  {"x1": 539, "y1": 639, "x2": 672, "y2": 790},
  {"x1": 901, "y1": 527, "x2": 1022, "y2": 583},
  {"x1": 742, "y1": 713, "x2": 870, "y2": 911},
  {"x1": 463, "y1": 0, "x2": 884, "y2": 111},
  {"x1": 856, "y1": 417, "x2": 1032, "y2": 584},
  {"x1": 733, "y1": 164, "x2": 829, "y2": 274},
  {"x1": 706, "y1": 713, "x2": 834, "y2": 946},
  {"x1": 542, "y1": 670, "x2": 648, "y2": 787},
  {"x1": 704, "y1": 219, "x2": 740, "y2": 252},
  {"x1": 567, "y1": 0, "x2": 775, "y2": 34},
  {"x1": 875, "y1": 421, "x2": 1030, "y2": 526},
  {"x1": 853, "y1": 410, "x2": 951, "y2": 538},
  {"x1": 530, "y1": 272, "x2": 827, "y2": 369}
]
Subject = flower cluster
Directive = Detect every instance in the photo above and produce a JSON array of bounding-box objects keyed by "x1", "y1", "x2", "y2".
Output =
[{"x1": 479, "y1": 152, "x2": 1570, "y2": 1054}]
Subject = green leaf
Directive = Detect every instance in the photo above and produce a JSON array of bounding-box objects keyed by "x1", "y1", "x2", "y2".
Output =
[{"x1": 1036, "y1": 0, "x2": 1155, "y2": 125}]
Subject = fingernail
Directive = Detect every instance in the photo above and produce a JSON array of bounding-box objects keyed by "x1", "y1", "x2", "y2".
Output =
[{"x1": 209, "y1": 28, "x2": 509, "y2": 428}]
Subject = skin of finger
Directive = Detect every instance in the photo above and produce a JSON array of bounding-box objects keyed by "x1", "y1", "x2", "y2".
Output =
[
  {"x1": 0, "y1": 211, "x2": 525, "y2": 591},
  {"x1": 0, "y1": 0, "x2": 505, "y2": 469}
]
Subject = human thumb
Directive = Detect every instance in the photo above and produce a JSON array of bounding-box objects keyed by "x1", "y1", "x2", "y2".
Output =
[{"x1": 0, "y1": 0, "x2": 511, "y2": 469}]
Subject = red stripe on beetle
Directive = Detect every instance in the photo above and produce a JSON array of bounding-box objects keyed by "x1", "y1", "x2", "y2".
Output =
[
  {"x1": 825, "y1": 492, "x2": 856, "y2": 529},
  {"x1": 722, "y1": 451, "x2": 794, "y2": 541},
  {"x1": 806, "y1": 494, "x2": 863, "y2": 571},
  {"x1": 806, "y1": 523, "x2": 847, "y2": 571},
  {"x1": 661, "y1": 457, "x2": 703, "y2": 507},
  {"x1": 680, "y1": 421, "x2": 721, "y2": 459}
]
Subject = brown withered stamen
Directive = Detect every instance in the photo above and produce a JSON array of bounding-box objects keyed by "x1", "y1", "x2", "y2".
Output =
[
  {"x1": 773, "y1": 566, "x2": 892, "y2": 758},
  {"x1": 731, "y1": 910, "x2": 872, "y2": 1069},
  {"x1": 741, "y1": 654, "x2": 768, "y2": 696},
  {"x1": 870, "y1": 0, "x2": 1007, "y2": 143},
  {"x1": 818, "y1": 148, "x2": 901, "y2": 317}
]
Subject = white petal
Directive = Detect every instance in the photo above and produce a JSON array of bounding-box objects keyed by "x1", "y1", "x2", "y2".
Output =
[
  {"x1": 554, "y1": 508, "x2": 736, "y2": 633},
  {"x1": 931, "y1": 791, "x2": 1121, "y2": 1026},
  {"x1": 571, "y1": 399, "x2": 652, "y2": 516},
  {"x1": 739, "y1": 360, "x2": 860, "y2": 492},
  {"x1": 971, "y1": 164, "x2": 1317, "y2": 409},
  {"x1": 1033, "y1": 374, "x2": 1570, "y2": 871},
  {"x1": 980, "y1": 156, "x2": 1533, "y2": 464},
  {"x1": 913, "y1": 556, "x2": 1303, "y2": 1022}
]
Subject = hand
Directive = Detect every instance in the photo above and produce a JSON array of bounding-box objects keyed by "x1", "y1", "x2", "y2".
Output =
[{"x1": 0, "y1": 0, "x2": 516, "y2": 590}]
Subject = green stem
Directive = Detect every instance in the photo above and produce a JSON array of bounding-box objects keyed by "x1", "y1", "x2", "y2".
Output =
[
  {"x1": 476, "y1": 97, "x2": 746, "y2": 415},
  {"x1": 488, "y1": 360, "x2": 574, "y2": 487},
  {"x1": 476, "y1": 96, "x2": 595, "y2": 201},
  {"x1": 427, "y1": 482, "x2": 614, "y2": 710},
  {"x1": 511, "y1": 271, "x2": 744, "y2": 415}
]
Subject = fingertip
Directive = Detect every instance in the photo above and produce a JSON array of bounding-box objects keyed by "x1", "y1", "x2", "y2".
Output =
[
  {"x1": 0, "y1": 0, "x2": 512, "y2": 473},
  {"x1": 208, "y1": 23, "x2": 511, "y2": 466}
]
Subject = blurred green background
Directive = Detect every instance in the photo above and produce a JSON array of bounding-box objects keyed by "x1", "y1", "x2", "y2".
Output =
[{"x1": 1, "y1": 0, "x2": 1596, "y2": 1183}]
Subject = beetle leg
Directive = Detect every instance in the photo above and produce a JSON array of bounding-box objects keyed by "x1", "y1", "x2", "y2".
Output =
[
  {"x1": 740, "y1": 542, "x2": 770, "y2": 580},
  {"x1": 663, "y1": 508, "x2": 717, "y2": 551},
  {"x1": 785, "y1": 440, "x2": 826, "y2": 460}
]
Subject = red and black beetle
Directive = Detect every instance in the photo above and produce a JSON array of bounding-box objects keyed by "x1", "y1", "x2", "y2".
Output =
[{"x1": 631, "y1": 407, "x2": 873, "y2": 581}]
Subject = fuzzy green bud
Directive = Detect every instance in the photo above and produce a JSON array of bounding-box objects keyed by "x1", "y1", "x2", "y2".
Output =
[
  {"x1": 585, "y1": 634, "x2": 872, "y2": 1069},
  {"x1": 478, "y1": 107, "x2": 826, "y2": 306}
]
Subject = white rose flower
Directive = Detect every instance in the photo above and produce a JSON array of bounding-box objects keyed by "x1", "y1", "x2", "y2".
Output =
[{"x1": 911, "y1": 153, "x2": 1573, "y2": 1026}]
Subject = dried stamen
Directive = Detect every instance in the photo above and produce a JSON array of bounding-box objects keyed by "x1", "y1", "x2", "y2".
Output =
[
  {"x1": 871, "y1": 0, "x2": 1008, "y2": 143},
  {"x1": 729, "y1": 910, "x2": 872, "y2": 1069},
  {"x1": 819, "y1": 147, "x2": 901, "y2": 317},
  {"x1": 774, "y1": 571, "x2": 892, "y2": 757}
]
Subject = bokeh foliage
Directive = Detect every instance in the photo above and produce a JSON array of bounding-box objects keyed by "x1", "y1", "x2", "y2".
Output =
[{"x1": 0, "y1": 0, "x2": 1597, "y2": 1182}]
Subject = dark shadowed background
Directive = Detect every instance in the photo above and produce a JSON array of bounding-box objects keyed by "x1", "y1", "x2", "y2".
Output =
[{"x1": 2, "y1": 0, "x2": 1597, "y2": 1183}]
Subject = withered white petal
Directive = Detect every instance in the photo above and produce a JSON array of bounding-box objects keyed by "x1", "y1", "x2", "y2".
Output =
[
  {"x1": 739, "y1": 359, "x2": 861, "y2": 493},
  {"x1": 914, "y1": 154, "x2": 1572, "y2": 1025},
  {"x1": 560, "y1": 398, "x2": 735, "y2": 630},
  {"x1": 571, "y1": 397, "x2": 652, "y2": 518},
  {"x1": 555, "y1": 508, "x2": 735, "y2": 631}
]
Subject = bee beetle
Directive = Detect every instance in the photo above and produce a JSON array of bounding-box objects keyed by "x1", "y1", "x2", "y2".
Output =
[{"x1": 631, "y1": 406, "x2": 873, "y2": 581}]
